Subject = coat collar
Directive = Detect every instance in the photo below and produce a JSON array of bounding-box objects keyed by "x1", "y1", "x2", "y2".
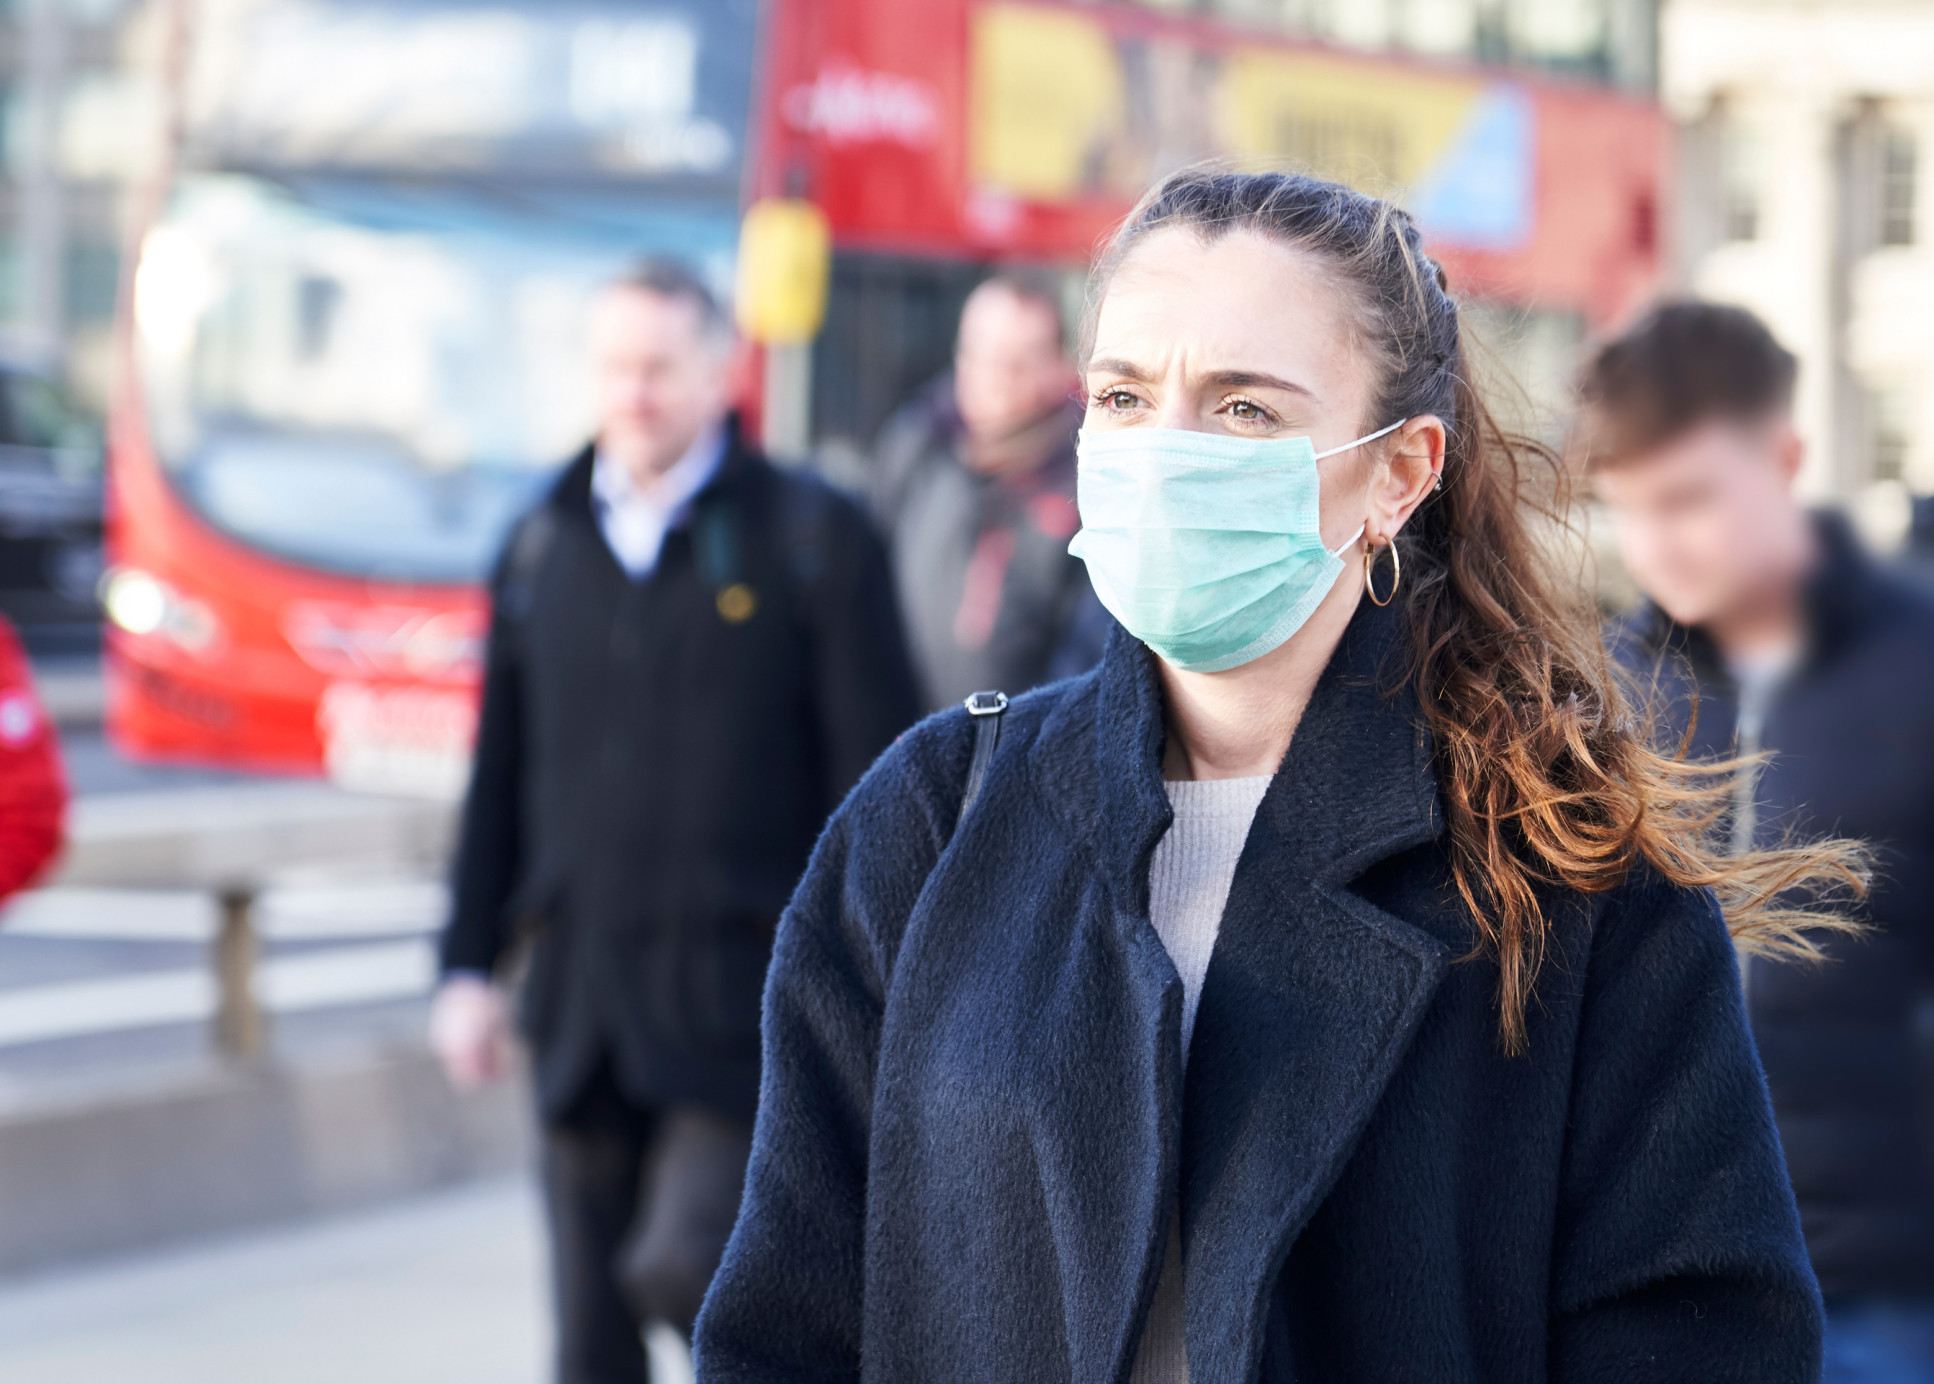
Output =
[
  {"x1": 1071, "y1": 596, "x2": 1442, "y2": 901},
  {"x1": 551, "y1": 412, "x2": 761, "y2": 527},
  {"x1": 1032, "y1": 600, "x2": 1452, "y2": 1382}
]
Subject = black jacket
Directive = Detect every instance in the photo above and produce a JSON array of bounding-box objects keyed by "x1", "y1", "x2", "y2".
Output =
[
  {"x1": 695, "y1": 605, "x2": 1821, "y2": 1383},
  {"x1": 1609, "y1": 512, "x2": 1934, "y2": 1301},
  {"x1": 440, "y1": 429, "x2": 920, "y2": 1121}
]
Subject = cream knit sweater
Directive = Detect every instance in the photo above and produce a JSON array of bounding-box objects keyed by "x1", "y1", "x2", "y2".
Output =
[{"x1": 1129, "y1": 774, "x2": 1274, "y2": 1384}]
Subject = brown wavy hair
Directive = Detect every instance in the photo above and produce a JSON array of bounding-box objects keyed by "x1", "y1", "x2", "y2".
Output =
[{"x1": 1088, "y1": 167, "x2": 1868, "y2": 1052}]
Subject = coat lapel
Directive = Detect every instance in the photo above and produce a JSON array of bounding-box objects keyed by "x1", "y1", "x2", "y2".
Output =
[
  {"x1": 1188, "y1": 606, "x2": 1451, "y2": 1381},
  {"x1": 1035, "y1": 610, "x2": 1452, "y2": 1383}
]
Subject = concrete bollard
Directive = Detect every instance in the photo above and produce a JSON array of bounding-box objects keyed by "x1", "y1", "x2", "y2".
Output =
[{"x1": 214, "y1": 885, "x2": 266, "y2": 1058}]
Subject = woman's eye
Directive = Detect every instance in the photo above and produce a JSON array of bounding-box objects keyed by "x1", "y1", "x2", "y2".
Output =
[
  {"x1": 1227, "y1": 398, "x2": 1269, "y2": 422},
  {"x1": 1096, "y1": 389, "x2": 1139, "y2": 411}
]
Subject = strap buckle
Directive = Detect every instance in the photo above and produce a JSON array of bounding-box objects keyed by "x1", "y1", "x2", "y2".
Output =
[
  {"x1": 957, "y1": 690, "x2": 1009, "y2": 826},
  {"x1": 964, "y1": 690, "x2": 1010, "y2": 717}
]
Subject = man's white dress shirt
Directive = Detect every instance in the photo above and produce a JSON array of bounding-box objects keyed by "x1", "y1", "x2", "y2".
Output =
[{"x1": 589, "y1": 425, "x2": 727, "y2": 578}]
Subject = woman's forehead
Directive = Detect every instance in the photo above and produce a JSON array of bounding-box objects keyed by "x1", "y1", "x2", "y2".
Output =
[{"x1": 1090, "y1": 227, "x2": 1360, "y2": 383}]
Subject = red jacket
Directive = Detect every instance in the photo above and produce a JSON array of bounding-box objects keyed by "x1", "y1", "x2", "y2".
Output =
[{"x1": 0, "y1": 617, "x2": 65, "y2": 900}]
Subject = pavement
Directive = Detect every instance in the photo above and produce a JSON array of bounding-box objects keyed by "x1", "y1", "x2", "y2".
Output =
[
  {"x1": 0, "y1": 1176, "x2": 700, "y2": 1384},
  {"x1": 0, "y1": 1177, "x2": 551, "y2": 1384}
]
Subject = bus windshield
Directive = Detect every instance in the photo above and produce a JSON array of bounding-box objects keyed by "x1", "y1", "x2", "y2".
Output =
[{"x1": 132, "y1": 175, "x2": 738, "y2": 584}]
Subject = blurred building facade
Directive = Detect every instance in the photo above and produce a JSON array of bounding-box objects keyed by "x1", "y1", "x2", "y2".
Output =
[
  {"x1": 0, "y1": 0, "x2": 159, "y2": 407},
  {"x1": 1188, "y1": 0, "x2": 1656, "y2": 89},
  {"x1": 1666, "y1": 0, "x2": 1934, "y2": 528}
]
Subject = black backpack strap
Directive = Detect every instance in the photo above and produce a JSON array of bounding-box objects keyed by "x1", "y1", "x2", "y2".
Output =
[
  {"x1": 690, "y1": 489, "x2": 744, "y2": 591},
  {"x1": 957, "y1": 690, "x2": 1009, "y2": 825}
]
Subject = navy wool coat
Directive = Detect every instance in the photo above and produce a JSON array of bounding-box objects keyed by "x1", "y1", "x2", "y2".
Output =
[{"x1": 694, "y1": 604, "x2": 1822, "y2": 1383}]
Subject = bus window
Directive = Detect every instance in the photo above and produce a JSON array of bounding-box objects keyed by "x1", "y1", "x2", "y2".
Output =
[{"x1": 131, "y1": 175, "x2": 738, "y2": 585}]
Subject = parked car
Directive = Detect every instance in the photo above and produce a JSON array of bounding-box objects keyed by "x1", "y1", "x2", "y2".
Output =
[{"x1": 0, "y1": 361, "x2": 103, "y2": 655}]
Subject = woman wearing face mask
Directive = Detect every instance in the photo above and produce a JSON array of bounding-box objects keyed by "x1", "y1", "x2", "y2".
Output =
[{"x1": 693, "y1": 170, "x2": 1863, "y2": 1384}]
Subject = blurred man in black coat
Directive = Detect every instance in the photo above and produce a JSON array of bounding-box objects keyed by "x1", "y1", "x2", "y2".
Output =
[
  {"x1": 430, "y1": 261, "x2": 919, "y2": 1383},
  {"x1": 1584, "y1": 301, "x2": 1934, "y2": 1382}
]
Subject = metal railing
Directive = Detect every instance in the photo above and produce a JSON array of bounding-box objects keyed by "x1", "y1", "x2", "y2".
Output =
[{"x1": 53, "y1": 784, "x2": 457, "y2": 1057}]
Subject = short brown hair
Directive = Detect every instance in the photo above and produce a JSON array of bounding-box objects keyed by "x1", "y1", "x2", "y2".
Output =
[
  {"x1": 614, "y1": 257, "x2": 731, "y2": 342},
  {"x1": 1575, "y1": 301, "x2": 1798, "y2": 467},
  {"x1": 969, "y1": 269, "x2": 1069, "y2": 348}
]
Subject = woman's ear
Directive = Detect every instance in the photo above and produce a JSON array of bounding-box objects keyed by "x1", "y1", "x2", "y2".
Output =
[{"x1": 1372, "y1": 415, "x2": 1446, "y2": 541}]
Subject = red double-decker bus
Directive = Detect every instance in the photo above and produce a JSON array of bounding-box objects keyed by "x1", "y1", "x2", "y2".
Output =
[{"x1": 107, "y1": 0, "x2": 1669, "y2": 792}]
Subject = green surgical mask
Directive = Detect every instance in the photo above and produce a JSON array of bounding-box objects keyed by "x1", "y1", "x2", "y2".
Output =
[{"x1": 1068, "y1": 420, "x2": 1402, "y2": 672}]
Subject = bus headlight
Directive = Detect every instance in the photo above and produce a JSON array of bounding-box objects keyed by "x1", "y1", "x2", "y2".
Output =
[
  {"x1": 101, "y1": 568, "x2": 221, "y2": 652},
  {"x1": 102, "y1": 568, "x2": 167, "y2": 635}
]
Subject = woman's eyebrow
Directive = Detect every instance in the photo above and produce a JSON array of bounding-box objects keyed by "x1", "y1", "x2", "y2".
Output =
[
  {"x1": 1086, "y1": 356, "x2": 1154, "y2": 382},
  {"x1": 1200, "y1": 368, "x2": 1317, "y2": 401},
  {"x1": 1084, "y1": 358, "x2": 1318, "y2": 402}
]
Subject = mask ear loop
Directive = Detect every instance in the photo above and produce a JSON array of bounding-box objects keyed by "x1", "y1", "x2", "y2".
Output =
[
  {"x1": 1316, "y1": 420, "x2": 1405, "y2": 561},
  {"x1": 1314, "y1": 419, "x2": 1420, "y2": 575},
  {"x1": 1326, "y1": 523, "x2": 1366, "y2": 561},
  {"x1": 1312, "y1": 417, "x2": 1407, "y2": 460}
]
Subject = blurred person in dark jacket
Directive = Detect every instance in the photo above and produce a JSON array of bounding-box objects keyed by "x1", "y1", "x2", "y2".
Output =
[
  {"x1": 1584, "y1": 301, "x2": 1934, "y2": 1382},
  {"x1": 0, "y1": 613, "x2": 64, "y2": 903},
  {"x1": 1909, "y1": 496, "x2": 1934, "y2": 572},
  {"x1": 429, "y1": 260, "x2": 919, "y2": 1384},
  {"x1": 870, "y1": 271, "x2": 1103, "y2": 709}
]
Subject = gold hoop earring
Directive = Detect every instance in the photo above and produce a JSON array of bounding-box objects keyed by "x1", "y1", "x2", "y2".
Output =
[{"x1": 1364, "y1": 538, "x2": 1400, "y2": 606}]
